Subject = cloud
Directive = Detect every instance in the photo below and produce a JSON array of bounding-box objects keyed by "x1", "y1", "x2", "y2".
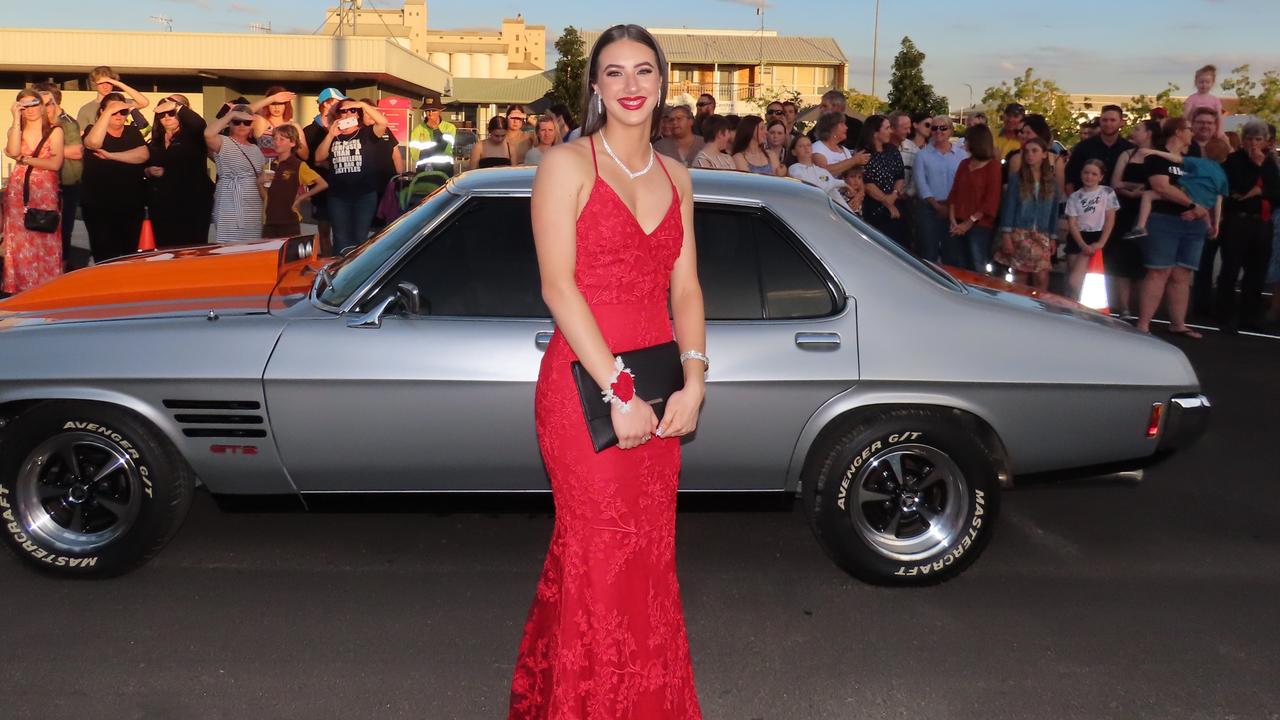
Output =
[
  {"x1": 226, "y1": 2, "x2": 261, "y2": 14},
  {"x1": 160, "y1": 0, "x2": 212, "y2": 8}
]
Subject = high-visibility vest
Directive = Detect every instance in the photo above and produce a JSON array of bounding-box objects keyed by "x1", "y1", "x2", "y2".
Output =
[{"x1": 410, "y1": 120, "x2": 457, "y2": 165}]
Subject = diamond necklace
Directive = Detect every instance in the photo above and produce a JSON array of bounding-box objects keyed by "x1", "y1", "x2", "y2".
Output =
[{"x1": 599, "y1": 130, "x2": 654, "y2": 180}]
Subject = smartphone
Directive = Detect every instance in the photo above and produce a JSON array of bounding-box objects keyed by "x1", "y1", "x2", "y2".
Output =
[{"x1": 337, "y1": 116, "x2": 358, "y2": 131}]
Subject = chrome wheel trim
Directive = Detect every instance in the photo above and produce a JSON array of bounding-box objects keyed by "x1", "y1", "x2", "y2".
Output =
[
  {"x1": 850, "y1": 443, "x2": 969, "y2": 562},
  {"x1": 14, "y1": 432, "x2": 144, "y2": 555}
]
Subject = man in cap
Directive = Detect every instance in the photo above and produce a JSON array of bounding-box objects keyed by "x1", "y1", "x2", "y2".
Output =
[
  {"x1": 303, "y1": 87, "x2": 346, "y2": 248},
  {"x1": 993, "y1": 102, "x2": 1025, "y2": 162},
  {"x1": 410, "y1": 96, "x2": 457, "y2": 175}
]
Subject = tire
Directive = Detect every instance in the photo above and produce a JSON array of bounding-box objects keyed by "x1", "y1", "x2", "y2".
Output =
[
  {"x1": 803, "y1": 408, "x2": 1000, "y2": 586},
  {"x1": 0, "y1": 401, "x2": 194, "y2": 578}
]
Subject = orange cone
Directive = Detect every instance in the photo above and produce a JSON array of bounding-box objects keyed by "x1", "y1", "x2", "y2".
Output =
[
  {"x1": 1079, "y1": 248, "x2": 1109, "y2": 314},
  {"x1": 137, "y1": 213, "x2": 156, "y2": 252}
]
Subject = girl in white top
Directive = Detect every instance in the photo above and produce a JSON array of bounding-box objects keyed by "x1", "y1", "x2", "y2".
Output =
[
  {"x1": 787, "y1": 135, "x2": 844, "y2": 193},
  {"x1": 1064, "y1": 158, "x2": 1120, "y2": 298}
]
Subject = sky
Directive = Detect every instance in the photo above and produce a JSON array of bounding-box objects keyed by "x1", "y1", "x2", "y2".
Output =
[{"x1": 5, "y1": 0, "x2": 1280, "y2": 108}]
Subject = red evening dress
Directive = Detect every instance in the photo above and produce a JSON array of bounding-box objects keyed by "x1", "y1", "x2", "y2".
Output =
[{"x1": 509, "y1": 136, "x2": 702, "y2": 719}]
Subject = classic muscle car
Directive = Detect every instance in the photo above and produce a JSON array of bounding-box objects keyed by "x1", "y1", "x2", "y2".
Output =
[{"x1": 0, "y1": 168, "x2": 1209, "y2": 584}]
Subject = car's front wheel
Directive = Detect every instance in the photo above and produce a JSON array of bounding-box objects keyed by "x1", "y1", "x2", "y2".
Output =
[
  {"x1": 0, "y1": 401, "x2": 194, "y2": 578},
  {"x1": 804, "y1": 408, "x2": 1000, "y2": 585}
]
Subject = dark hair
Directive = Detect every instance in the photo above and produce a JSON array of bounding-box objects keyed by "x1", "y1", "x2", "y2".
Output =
[
  {"x1": 216, "y1": 97, "x2": 251, "y2": 120},
  {"x1": 724, "y1": 114, "x2": 741, "y2": 134},
  {"x1": 766, "y1": 119, "x2": 785, "y2": 134},
  {"x1": 783, "y1": 133, "x2": 810, "y2": 166},
  {"x1": 858, "y1": 114, "x2": 889, "y2": 152},
  {"x1": 964, "y1": 124, "x2": 995, "y2": 161},
  {"x1": 259, "y1": 85, "x2": 294, "y2": 122},
  {"x1": 814, "y1": 111, "x2": 844, "y2": 142},
  {"x1": 97, "y1": 91, "x2": 127, "y2": 116},
  {"x1": 581, "y1": 24, "x2": 669, "y2": 141},
  {"x1": 700, "y1": 114, "x2": 728, "y2": 143},
  {"x1": 731, "y1": 115, "x2": 764, "y2": 155},
  {"x1": 32, "y1": 81, "x2": 61, "y2": 105},
  {"x1": 506, "y1": 104, "x2": 528, "y2": 117},
  {"x1": 1160, "y1": 117, "x2": 1189, "y2": 150},
  {"x1": 1017, "y1": 137, "x2": 1054, "y2": 201},
  {"x1": 1021, "y1": 114, "x2": 1052, "y2": 144},
  {"x1": 548, "y1": 103, "x2": 577, "y2": 131},
  {"x1": 1131, "y1": 118, "x2": 1164, "y2": 148},
  {"x1": 487, "y1": 114, "x2": 509, "y2": 135},
  {"x1": 1100, "y1": 104, "x2": 1123, "y2": 117}
]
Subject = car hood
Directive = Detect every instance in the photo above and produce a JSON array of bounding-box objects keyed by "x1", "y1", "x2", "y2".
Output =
[{"x1": 0, "y1": 240, "x2": 322, "y2": 329}]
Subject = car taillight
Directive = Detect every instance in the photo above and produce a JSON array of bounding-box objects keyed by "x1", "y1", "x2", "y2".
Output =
[{"x1": 1147, "y1": 403, "x2": 1163, "y2": 438}]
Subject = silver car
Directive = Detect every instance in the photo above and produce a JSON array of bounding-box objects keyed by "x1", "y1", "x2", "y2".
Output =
[{"x1": 0, "y1": 169, "x2": 1209, "y2": 584}]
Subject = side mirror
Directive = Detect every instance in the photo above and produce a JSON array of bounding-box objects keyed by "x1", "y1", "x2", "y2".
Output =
[{"x1": 346, "y1": 281, "x2": 422, "y2": 329}]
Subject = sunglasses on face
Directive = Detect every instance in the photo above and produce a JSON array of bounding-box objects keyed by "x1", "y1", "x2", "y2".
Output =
[
  {"x1": 768, "y1": 109, "x2": 784, "y2": 115},
  {"x1": 508, "y1": 116, "x2": 526, "y2": 122},
  {"x1": 696, "y1": 102, "x2": 711, "y2": 108},
  {"x1": 111, "y1": 109, "x2": 130, "y2": 117},
  {"x1": 230, "y1": 118, "x2": 253, "y2": 126},
  {"x1": 338, "y1": 107, "x2": 362, "y2": 115},
  {"x1": 156, "y1": 109, "x2": 178, "y2": 119},
  {"x1": 931, "y1": 125, "x2": 950, "y2": 131}
]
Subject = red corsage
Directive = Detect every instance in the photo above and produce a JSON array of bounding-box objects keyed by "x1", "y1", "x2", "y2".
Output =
[{"x1": 601, "y1": 356, "x2": 636, "y2": 412}]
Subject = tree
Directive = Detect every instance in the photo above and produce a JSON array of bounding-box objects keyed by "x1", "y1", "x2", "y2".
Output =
[
  {"x1": 1222, "y1": 64, "x2": 1280, "y2": 125},
  {"x1": 885, "y1": 37, "x2": 948, "y2": 117},
  {"x1": 843, "y1": 89, "x2": 883, "y2": 117},
  {"x1": 982, "y1": 68, "x2": 1087, "y2": 145},
  {"x1": 1124, "y1": 82, "x2": 1182, "y2": 129},
  {"x1": 551, "y1": 27, "x2": 586, "y2": 114}
]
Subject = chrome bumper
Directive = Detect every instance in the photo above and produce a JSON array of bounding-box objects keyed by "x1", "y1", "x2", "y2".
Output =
[{"x1": 1157, "y1": 394, "x2": 1211, "y2": 452}]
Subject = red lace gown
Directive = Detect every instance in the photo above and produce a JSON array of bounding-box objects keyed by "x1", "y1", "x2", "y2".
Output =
[
  {"x1": 3, "y1": 136, "x2": 62, "y2": 294},
  {"x1": 509, "y1": 137, "x2": 702, "y2": 719}
]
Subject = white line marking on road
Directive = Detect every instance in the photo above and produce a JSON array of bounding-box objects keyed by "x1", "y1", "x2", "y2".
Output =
[{"x1": 1124, "y1": 317, "x2": 1280, "y2": 342}]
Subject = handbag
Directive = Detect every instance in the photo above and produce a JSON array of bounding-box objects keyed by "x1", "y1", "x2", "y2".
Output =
[
  {"x1": 571, "y1": 341, "x2": 685, "y2": 453},
  {"x1": 21, "y1": 130, "x2": 59, "y2": 233}
]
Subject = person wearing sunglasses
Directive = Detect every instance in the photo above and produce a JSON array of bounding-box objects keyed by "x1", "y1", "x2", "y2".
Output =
[
  {"x1": 315, "y1": 98, "x2": 390, "y2": 254},
  {"x1": 81, "y1": 92, "x2": 149, "y2": 262},
  {"x1": 692, "y1": 93, "x2": 715, "y2": 137},
  {"x1": 250, "y1": 86, "x2": 305, "y2": 162},
  {"x1": 205, "y1": 103, "x2": 267, "y2": 244},
  {"x1": 3, "y1": 89, "x2": 64, "y2": 294},
  {"x1": 912, "y1": 116, "x2": 967, "y2": 263},
  {"x1": 146, "y1": 96, "x2": 213, "y2": 247}
]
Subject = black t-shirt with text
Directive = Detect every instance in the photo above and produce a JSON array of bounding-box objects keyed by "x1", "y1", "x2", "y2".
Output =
[
  {"x1": 81, "y1": 124, "x2": 147, "y2": 210},
  {"x1": 327, "y1": 125, "x2": 382, "y2": 198},
  {"x1": 1144, "y1": 154, "x2": 1195, "y2": 215}
]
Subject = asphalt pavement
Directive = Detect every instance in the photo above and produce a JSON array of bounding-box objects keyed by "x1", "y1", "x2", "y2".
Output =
[{"x1": 1, "y1": 328, "x2": 1278, "y2": 720}]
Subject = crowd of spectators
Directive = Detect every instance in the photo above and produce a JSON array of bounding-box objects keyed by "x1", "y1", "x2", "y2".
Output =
[{"x1": 2, "y1": 63, "x2": 1279, "y2": 334}]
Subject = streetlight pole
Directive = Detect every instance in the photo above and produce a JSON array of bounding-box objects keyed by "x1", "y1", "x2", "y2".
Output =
[{"x1": 870, "y1": 0, "x2": 880, "y2": 98}]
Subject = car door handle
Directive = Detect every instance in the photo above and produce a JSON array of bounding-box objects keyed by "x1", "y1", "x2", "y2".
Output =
[
  {"x1": 795, "y1": 332, "x2": 841, "y2": 349},
  {"x1": 535, "y1": 331, "x2": 553, "y2": 351}
]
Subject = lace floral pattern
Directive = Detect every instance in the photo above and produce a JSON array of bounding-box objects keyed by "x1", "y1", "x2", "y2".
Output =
[
  {"x1": 509, "y1": 144, "x2": 701, "y2": 719},
  {"x1": 2, "y1": 137, "x2": 62, "y2": 294}
]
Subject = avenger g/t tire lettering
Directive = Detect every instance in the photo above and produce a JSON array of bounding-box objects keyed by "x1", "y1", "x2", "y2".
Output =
[
  {"x1": 804, "y1": 408, "x2": 1000, "y2": 586},
  {"x1": 0, "y1": 402, "x2": 194, "y2": 578}
]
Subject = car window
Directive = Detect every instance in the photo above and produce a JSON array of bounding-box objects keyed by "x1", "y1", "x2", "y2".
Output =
[
  {"x1": 694, "y1": 204, "x2": 838, "y2": 320},
  {"x1": 318, "y1": 184, "x2": 456, "y2": 308},
  {"x1": 387, "y1": 197, "x2": 548, "y2": 318},
  {"x1": 831, "y1": 200, "x2": 962, "y2": 291}
]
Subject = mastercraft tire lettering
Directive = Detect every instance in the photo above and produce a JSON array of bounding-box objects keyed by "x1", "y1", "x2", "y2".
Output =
[
  {"x1": 804, "y1": 408, "x2": 1001, "y2": 585},
  {"x1": 0, "y1": 402, "x2": 194, "y2": 578}
]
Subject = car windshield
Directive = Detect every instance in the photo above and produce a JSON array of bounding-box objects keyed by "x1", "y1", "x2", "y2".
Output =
[
  {"x1": 830, "y1": 199, "x2": 963, "y2": 291},
  {"x1": 316, "y1": 185, "x2": 458, "y2": 308}
]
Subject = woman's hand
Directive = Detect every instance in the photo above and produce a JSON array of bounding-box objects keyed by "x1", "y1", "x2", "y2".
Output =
[
  {"x1": 102, "y1": 99, "x2": 131, "y2": 117},
  {"x1": 887, "y1": 203, "x2": 901, "y2": 220},
  {"x1": 10, "y1": 102, "x2": 22, "y2": 118},
  {"x1": 269, "y1": 90, "x2": 296, "y2": 105},
  {"x1": 657, "y1": 384, "x2": 705, "y2": 439},
  {"x1": 852, "y1": 150, "x2": 870, "y2": 166},
  {"x1": 145, "y1": 166, "x2": 164, "y2": 177},
  {"x1": 92, "y1": 148, "x2": 113, "y2": 161},
  {"x1": 612, "y1": 400, "x2": 659, "y2": 451}
]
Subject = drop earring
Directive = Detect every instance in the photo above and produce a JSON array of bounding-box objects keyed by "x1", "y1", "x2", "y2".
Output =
[{"x1": 595, "y1": 93, "x2": 603, "y2": 115}]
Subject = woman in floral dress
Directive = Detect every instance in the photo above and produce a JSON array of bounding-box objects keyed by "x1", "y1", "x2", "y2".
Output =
[{"x1": 3, "y1": 89, "x2": 64, "y2": 294}]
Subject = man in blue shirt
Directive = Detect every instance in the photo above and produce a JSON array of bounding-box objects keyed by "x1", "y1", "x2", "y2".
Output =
[{"x1": 913, "y1": 116, "x2": 967, "y2": 263}]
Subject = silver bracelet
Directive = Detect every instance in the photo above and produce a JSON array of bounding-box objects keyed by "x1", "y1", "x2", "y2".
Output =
[{"x1": 680, "y1": 350, "x2": 710, "y2": 376}]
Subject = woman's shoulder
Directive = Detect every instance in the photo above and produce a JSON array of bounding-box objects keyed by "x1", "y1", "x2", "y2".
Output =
[
  {"x1": 658, "y1": 153, "x2": 692, "y2": 192},
  {"x1": 532, "y1": 140, "x2": 595, "y2": 191}
]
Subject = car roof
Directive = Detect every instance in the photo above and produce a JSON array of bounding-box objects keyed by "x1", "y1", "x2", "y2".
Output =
[{"x1": 446, "y1": 165, "x2": 830, "y2": 206}]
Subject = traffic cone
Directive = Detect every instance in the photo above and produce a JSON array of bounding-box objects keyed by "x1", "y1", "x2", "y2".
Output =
[
  {"x1": 137, "y1": 212, "x2": 156, "y2": 253},
  {"x1": 1079, "y1": 248, "x2": 1109, "y2": 314}
]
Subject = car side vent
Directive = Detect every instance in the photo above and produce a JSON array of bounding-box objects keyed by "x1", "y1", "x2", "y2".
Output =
[{"x1": 165, "y1": 400, "x2": 268, "y2": 438}]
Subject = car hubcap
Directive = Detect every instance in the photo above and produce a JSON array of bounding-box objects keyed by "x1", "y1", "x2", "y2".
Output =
[
  {"x1": 850, "y1": 444, "x2": 969, "y2": 561},
  {"x1": 14, "y1": 432, "x2": 144, "y2": 555}
]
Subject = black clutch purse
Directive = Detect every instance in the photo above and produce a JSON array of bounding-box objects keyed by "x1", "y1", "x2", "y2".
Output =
[
  {"x1": 571, "y1": 341, "x2": 685, "y2": 452},
  {"x1": 20, "y1": 130, "x2": 60, "y2": 233}
]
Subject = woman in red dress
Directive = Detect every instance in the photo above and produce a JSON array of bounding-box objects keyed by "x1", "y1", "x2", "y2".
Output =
[
  {"x1": 3, "y1": 89, "x2": 64, "y2": 295},
  {"x1": 509, "y1": 24, "x2": 707, "y2": 719}
]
